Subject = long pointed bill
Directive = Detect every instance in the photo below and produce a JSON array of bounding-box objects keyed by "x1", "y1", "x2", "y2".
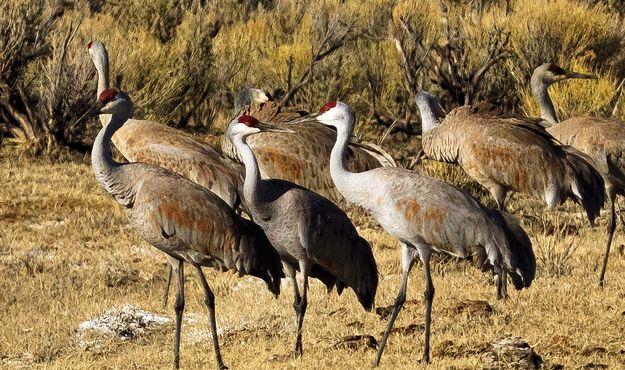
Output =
[
  {"x1": 69, "y1": 102, "x2": 103, "y2": 133},
  {"x1": 287, "y1": 112, "x2": 322, "y2": 125},
  {"x1": 256, "y1": 122, "x2": 295, "y2": 133},
  {"x1": 566, "y1": 71, "x2": 597, "y2": 80}
]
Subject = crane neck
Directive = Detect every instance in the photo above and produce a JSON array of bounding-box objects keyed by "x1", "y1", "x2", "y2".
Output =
[
  {"x1": 93, "y1": 52, "x2": 110, "y2": 126},
  {"x1": 94, "y1": 57, "x2": 110, "y2": 99},
  {"x1": 92, "y1": 114, "x2": 132, "y2": 205},
  {"x1": 531, "y1": 78, "x2": 558, "y2": 124},
  {"x1": 418, "y1": 102, "x2": 442, "y2": 134},
  {"x1": 329, "y1": 121, "x2": 355, "y2": 191},
  {"x1": 231, "y1": 135, "x2": 262, "y2": 206}
]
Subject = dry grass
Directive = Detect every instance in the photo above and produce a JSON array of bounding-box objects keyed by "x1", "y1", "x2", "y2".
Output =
[{"x1": 1, "y1": 144, "x2": 625, "y2": 369}]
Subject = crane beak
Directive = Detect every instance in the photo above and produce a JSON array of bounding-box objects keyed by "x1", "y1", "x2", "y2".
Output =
[
  {"x1": 256, "y1": 122, "x2": 295, "y2": 133},
  {"x1": 565, "y1": 71, "x2": 597, "y2": 80},
  {"x1": 69, "y1": 101, "x2": 103, "y2": 133},
  {"x1": 287, "y1": 112, "x2": 322, "y2": 125}
]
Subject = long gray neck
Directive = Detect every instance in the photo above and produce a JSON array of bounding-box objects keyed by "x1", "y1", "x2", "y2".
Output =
[
  {"x1": 92, "y1": 115, "x2": 133, "y2": 206},
  {"x1": 330, "y1": 123, "x2": 352, "y2": 182},
  {"x1": 329, "y1": 121, "x2": 360, "y2": 199},
  {"x1": 95, "y1": 63, "x2": 109, "y2": 99},
  {"x1": 232, "y1": 136, "x2": 262, "y2": 207},
  {"x1": 418, "y1": 102, "x2": 441, "y2": 134},
  {"x1": 531, "y1": 77, "x2": 558, "y2": 124},
  {"x1": 93, "y1": 51, "x2": 110, "y2": 126}
]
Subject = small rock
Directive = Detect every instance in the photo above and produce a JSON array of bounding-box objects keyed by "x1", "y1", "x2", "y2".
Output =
[
  {"x1": 482, "y1": 335, "x2": 542, "y2": 369},
  {"x1": 77, "y1": 305, "x2": 171, "y2": 351}
]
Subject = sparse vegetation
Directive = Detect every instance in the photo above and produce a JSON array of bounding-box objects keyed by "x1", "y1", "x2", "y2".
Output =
[
  {"x1": 1, "y1": 0, "x2": 624, "y2": 153},
  {"x1": 2, "y1": 0, "x2": 625, "y2": 368}
]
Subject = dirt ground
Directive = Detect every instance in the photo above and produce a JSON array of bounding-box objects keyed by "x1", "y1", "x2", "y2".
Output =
[{"x1": 1, "y1": 144, "x2": 624, "y2": 369}]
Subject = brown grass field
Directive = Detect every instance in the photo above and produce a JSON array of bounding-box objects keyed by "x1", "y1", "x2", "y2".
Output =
[{"x1": 1, "y1": 139, "x2": 624, "y2": 369}]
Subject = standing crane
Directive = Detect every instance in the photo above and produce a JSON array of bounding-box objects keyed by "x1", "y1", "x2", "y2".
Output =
[
  {"x1": 88, "y1": 41, "x2": 246, "y2": 304},
  {"x1": 313, "y1": 101, "x2": 535, "y2": 365},
  {"x1": 531, "y1": 62, "x2": 625, "y2": 286},
  {"x1": 81, "y1": 88, "x2": 283, "y2": 370},
  {"x1": 221, "y1": 88, "x2": 396, "y2": 205},
  {"x1": 226, "y1": 114, "x2": 378, "y2": 357},
  {"x1": 415, "y1": 91, "x2": 605, "y2": 226}
]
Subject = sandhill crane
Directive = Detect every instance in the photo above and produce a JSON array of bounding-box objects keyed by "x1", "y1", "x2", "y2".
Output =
[
  {"x1": 531, "y1": 62, "x2": 625, "y2": 286},
  {"x1": 415, "y1": 91, "x2": 605, "y2": 226},
  {"x1": 221, "y1": 89, "x2": 396, "y2": 205},
  {"x1": 88, "y1": 41, "x2": 246, "y2": 304},
  {"x1": 313, "y1": 101, "x2": 535, "y2": 365},
  {"x1": 226, "y1": 114, "x2": 378, "y2": 357},
  {"x1": 81, "y1": 88, "x2": 283, "y2": 369}
]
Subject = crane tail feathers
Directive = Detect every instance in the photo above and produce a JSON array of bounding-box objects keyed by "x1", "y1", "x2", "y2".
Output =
[
  {"x1": 488, "y1": 210, "x2": 536, "y2": 290},
  {"x1": 563, "y1": 147, "x2": 605, "y2": 225}
]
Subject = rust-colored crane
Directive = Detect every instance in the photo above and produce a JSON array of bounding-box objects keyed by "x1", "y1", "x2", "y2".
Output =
[
  {"x1": 221, "y1": 89, "x2": 395, "y2": 205},
  {"x1": 416, "y1": 91, "x2": 604, "y2": 226},
  {"x1": 88, "y1": 41, "x2": 246, "y2": 304},
  {"x1": 314, "y1": 101, "x2": 535, "y2": 365},
  {"x1": 531, "y1": 62, "x2": 624, "y2": 286},
  {"x1": 82, "y1": 88, "x2": 282, "y2": 369}
]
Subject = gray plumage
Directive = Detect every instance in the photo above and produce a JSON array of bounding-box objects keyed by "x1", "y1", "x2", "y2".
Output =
[
  {"x1": 416, "y1": 91, "x2": 605, "y2": 226},
  {"x1": 315, "y1": 101, "x2": 535, "y2": 365},
  {"x1": 531, "y1": 62, "x2": 623, "y2": 285},
  {"x1": 89, "y1": 89, "x2": 282, "y2": 369},
  {"x1": 227, "y1": 115, "x2": 378, "y2": 357}
]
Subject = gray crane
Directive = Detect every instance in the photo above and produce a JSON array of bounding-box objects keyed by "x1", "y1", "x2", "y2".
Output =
[
  {"x1": 311, "y1": 101, "x2": 535, "y2": 365},
  {"x1": 531, "y1": 62, "x2": 625, "y2": 286},
  {"x1": 226, "y1": 114, "x2": 378, "y2": 357},
  {"x1": 81, "y1": 88, "x2": 283, "y2": 369},
  {"x1": 221, "y1": 88, "x2": 396, "y2": 205},
  {"x1": 415, "y1": 91, "x2": 605, "y2": 226},
  {"x1": 88, "y1": 41, "x2": 247, "y2": 305}
]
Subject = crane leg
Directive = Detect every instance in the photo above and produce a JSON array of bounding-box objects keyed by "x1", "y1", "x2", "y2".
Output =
[
  {"x1": 173, "y1": 260, "x2": 185, "y2": 370},
  {"x1": 374, "y1": 243, "x2": 418, "y2": 367},
  {"x1": 496, "y1": 264, "x2": 508, "y2": 299},
  {"x1": 293, "y1": 262, "x2": 310, "y2": 358},
  {"x1": 195, "y1": 265, "x2": 227, "y2": 370},
  {"x1": 163, "y1": 256, "x2": 179, "y2": 308},
  {"x1": 163, "y1": 264, "x2": 172, "y2": 308},
  {"x1": 416, "y1": 246, "x2": 435, "y2": 364},
  {"x1": 599, "y1": 191, "x2": 617, "y2": 287}
]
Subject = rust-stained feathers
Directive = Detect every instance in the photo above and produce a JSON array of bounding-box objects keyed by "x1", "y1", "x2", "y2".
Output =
[
  {"x1": 417, "y1": 92, "x2": 604, "y2": 225},
  {"x1": 90, "y1": 81, "x2": 282, "y2": 370},
  {"x1": 221, "y1": 93, "x2": 396, "y2": 205}
]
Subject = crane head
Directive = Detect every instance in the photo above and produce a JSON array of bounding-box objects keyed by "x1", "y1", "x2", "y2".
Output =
[
  {"x1": 87, "y1": 40, "x2": 109, "y2": 73},
  {"x1": 71, "y1": 88, "x2": 133, "y2": 131},
  {"x1": 532, "y1": 63, "x2": 596, "y2": 86},
  {"x1": 316, "y1": 101, "x2": 355, "y2": 131},
  {"x1": 416, "y1": 91, "x2": 446, "y2": 118},
  {"x1": 227, "y1": 115, "x2": 294, "y2": 140}
]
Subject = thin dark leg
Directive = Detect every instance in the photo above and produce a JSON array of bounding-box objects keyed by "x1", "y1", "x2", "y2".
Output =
[
  {"x1": 294, "y1": 262, "x2": 309, "y2": 358},
  {"x1": 163, "y1": 264, "x2": 172, "y2": 308},
  {"x1": 195, "y1": 265, "x2": 227, "y2": 369},
  {"x1": 496, "y1": 264, "x2": 508, "y2": 300},
  {"x1": 173, "y1": 260, "x2": 185, "y2": 369},
  {"x1": 599, "y1": 193, "x2": 616, "y2": 287},
  {"x1": 422, "y1": 257, "x2": 435, "y2": 364},
  {"x1": 374, "y1": 244, "x2": 418, "y2": 367}
]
